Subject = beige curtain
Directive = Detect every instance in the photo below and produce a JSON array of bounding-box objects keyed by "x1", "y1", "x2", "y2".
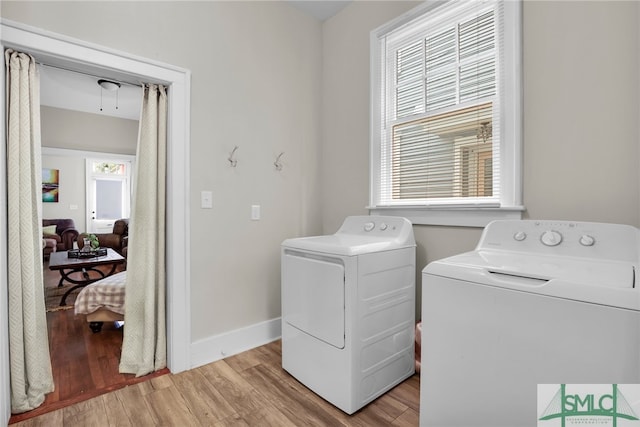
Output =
[
  {"x1": 119, "y1": 84, "x2": 167, "y2": 376},
  {"x1": 5, "y1": 49, "x2": 54, "y2": 413}
]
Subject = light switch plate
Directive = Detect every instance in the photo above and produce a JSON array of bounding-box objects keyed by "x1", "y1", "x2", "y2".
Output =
[{"x1": 201, "y1": 191, "x2": 213, "y2": 209}]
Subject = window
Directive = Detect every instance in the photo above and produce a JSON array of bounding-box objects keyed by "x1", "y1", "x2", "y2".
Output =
[
  {"x1": 86, "y1": 158, "x2": 133, "y2": 234},
  {"x1": 370, "y1": 0, "x2": 523, "y2": 226}
]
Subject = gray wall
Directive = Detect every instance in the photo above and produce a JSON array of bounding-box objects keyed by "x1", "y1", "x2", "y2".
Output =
[
  {"x1": 1, "y1": 1, "x2": 323, "y2": 341},
  {"x1": 41, "y1": 106, "x2": 138, "y2": 155},
  {"x1": 321, "y1": 1, "x2": 640, "y2": 270},
  {"x1": 3, "y1": 1, "x2": 639, "y2": 341},
  {"x1": 41, "y1": 152, "x2": 86, "y2": 232},
  {"x1": 522, "y1": 1, "x2": 639, "y2": 224},
  {"x1": 40, "y1": 106, "x2": 138, "y2": 232}
]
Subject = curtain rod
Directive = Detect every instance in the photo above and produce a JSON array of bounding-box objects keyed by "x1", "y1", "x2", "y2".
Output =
[{"x1": 38, "y1": 62, "x2": 142, "y2": 88}]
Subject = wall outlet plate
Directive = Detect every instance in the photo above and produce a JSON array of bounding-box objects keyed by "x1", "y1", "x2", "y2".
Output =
[{"x1": 251, "y1": 205, "x2": 260, "y2": 220}]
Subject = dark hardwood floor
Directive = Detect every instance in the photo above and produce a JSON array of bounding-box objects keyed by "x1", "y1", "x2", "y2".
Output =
[
  {"x1": 11, "y1": 340, "x2": 420, "y2": 426},
  {"x1": 9, "y1": 261, "x2": 165, "y2": 424}
]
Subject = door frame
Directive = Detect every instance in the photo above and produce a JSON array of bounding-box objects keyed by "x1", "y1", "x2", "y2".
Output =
[{"x1": 0, "y1": 19, "x2": 192, "y2": 422}]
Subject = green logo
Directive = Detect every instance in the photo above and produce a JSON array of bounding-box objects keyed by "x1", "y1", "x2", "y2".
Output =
[{"x1": 539, "y1": 384, "x2": 639, "y2": 426}]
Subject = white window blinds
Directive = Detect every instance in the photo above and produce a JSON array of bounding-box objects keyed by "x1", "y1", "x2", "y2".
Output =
[{"x1": 375, "y1": 0, "x2": 505, "y2": 208}]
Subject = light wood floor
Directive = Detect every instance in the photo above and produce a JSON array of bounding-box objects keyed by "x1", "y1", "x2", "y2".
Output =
[{"x1": 12, "y1": 340, "x2": 420, "y2": 426}]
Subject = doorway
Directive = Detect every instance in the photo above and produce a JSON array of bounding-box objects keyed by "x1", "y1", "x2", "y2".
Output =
[
  {"x1": 0, "y1": 20, "x2": 191, "y2": 422},
  {"x1": 86, "y1": 157, "x2": 134, "y2": 234}
]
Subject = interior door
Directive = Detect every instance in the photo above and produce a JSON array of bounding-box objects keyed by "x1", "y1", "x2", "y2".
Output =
[{"x1": 86, "y1": 158, "x2": 132, "y2": 233}]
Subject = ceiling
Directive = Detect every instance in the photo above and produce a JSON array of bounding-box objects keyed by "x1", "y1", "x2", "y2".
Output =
[
  {"x1": 40, "y1": 65, "x2": 142, "y2": 121},
  {"x1": 38, "y1": 1, "x2": 351, "y2": 121},
  {"x1": 288, "y1": 1, "x2": 351, "y2": 21}
]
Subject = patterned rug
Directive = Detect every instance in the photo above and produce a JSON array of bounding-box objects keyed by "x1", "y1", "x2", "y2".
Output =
[
  {"x1": 44, "y1": 284, "x2": 77, "y2": 312},
  {"x1": 43, "y1": 261, "x2": 126, "y2": 312}
]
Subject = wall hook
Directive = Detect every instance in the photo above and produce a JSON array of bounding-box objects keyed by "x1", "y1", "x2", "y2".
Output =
[
  {"x1": 228, "y1": 146, "x2": 238, "y2": 167},
  {"x1": 274, "y1": 152, "x2": 285, "y2": 171}
]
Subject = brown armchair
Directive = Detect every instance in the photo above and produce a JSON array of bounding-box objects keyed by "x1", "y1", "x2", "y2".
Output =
[
  {"x1": 43, "y1": 218, "x2": 79, "y2": 258},
  {"x1": 79, "y1": 219, "x2": 129, "y2": 256}
]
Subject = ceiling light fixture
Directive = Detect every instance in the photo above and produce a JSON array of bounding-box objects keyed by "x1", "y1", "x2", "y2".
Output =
[
  {"x1": 98, "y1": 79, "x2": 121, "y2": 112},
  {"x1": 97, "y1": 79, "x2": 121, "y2": 91}
]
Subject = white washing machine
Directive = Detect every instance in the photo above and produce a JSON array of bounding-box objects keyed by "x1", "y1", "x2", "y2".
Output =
[
  {"x1": 281, "y1": 215, "x2": 416, "y2": 414},
  {"x1": 420, "y1": 220, "x2": 640, "y2": 427}
]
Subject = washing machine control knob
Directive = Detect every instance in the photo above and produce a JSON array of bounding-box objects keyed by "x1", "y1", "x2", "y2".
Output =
[
  {"x1": 379, "y1": 223, "x2": 388, "y2": 231},
  {"x1": 540, "y1": 230, "x2": 562, "y2": 246},
  {"x1": 513, "y1": 231, "x2": 527, "y2": 241},
  {"x1": 579, "y1": 234, "x2": 595, "y2": 246},
  {"x1": 364, "y1": 222, "x2": 375, "y2": 232}
]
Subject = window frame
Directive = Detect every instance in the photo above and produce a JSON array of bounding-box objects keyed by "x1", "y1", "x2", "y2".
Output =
[
  {"x1": 369, "y1": 0, "x2": 523, "y2": 227},
  {"x1": 86, "y1": 157, "x2": 133, "y2": 233}
]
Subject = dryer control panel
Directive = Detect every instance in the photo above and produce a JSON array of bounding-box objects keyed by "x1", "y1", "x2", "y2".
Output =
[
  {"x1": 336, "y1": 215, "x2": 414, "y2": 241},
  {"x1": 477, "y1": 220, "x2": 640, "y2": 263},
  {"x1": 283, "y1": 216, "x2": 416, "y2": 256}
]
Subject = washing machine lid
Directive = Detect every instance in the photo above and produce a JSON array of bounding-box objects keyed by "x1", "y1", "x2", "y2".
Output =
[
  {"x1": 424, "y1": 250, "x2": 640, "y2": 311},
  {"x1": 282, "y1": 215, "x2": 416, "y2": 256}
]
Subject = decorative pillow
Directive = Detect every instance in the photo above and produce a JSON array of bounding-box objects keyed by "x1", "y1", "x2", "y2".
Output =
[{"x1": 42, "y1": 225, "x2": 57, "y2": 235}]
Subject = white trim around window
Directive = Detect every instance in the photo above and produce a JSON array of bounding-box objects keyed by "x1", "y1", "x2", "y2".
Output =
[{"x1": 369, "y1": 0, "x2": 524, "y2": 227}]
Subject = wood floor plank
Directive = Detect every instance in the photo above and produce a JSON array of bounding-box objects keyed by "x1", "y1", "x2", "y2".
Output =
[
  {"x1": 179, "y1": 369, "x2": 237, "y2": 425},
  {"x1": 13, "y1": 408, "x2": 64, "y2": 427},
  {"x1": 85, "y1": 326, "x2": 123, "y2": 383},
  {"x1": 110, "y1": 384, "x2": 159, "y2": 426},
  {"x1": 252, "y1": 342, "x2": 287, "y2": 372},
  {"x1": 212, "y1": 412, "x2": 250, "y2": 427},
  {"x1": 61, "y1": 395, "x2": 109, "y2": 427},
  {"x1": 99, "y1": 392, "x2": 133, "y2": 427},
  {"x1": 45, "y1": 367, "x2": 61, "y2": 404},
  {"x1": 278, "y1": 373, "x2": 371, "y2": 427},
  {"x1": 55, "y1": 363, "x2": 74, "y2": 402},
  {"x1": 386, "y1": 375, "x2": 420, "y2": 412},
  {"x1": 264, "y1": 339, "x2": 281, "y2": 355},
  {"x1": 12, "y1": 340, "x2": 422, "y2": 426},
  {"x1": 200, "y1": 360, "x2": 256, "y2": 394},
  {"x1": 199, "y1": 363, "x2": 274, "y2": 416},
  {"x1": 133, "y1": 377, "x2": 157, "y2": 396},
  {"x1": 240, "y1": 364, "x2": 346, "y2": 426},
  {"x1": 391, "y1": 408, "x2": 420, "y2": 427},
  {"x1": 223, "y1": 340, "x2": 281, "y2": 373},
  {"x1": 238, "y1": 406, "x2": 299, "y2": 427},
  {"x1": 143, "y1": 380, "x2": 201, "y2": 425},
  {"x1": 171, "y1": 368, "x2": 237, "y2": 424},
  {"x1": 146, "y1": 372, "x2": 176, "y2": 392},
  {"x1": 348, "y1": 397, "x2": 404, "y2": 426}
]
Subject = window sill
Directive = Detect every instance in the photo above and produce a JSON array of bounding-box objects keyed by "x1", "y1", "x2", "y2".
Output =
[{"x1": 367, "y1": 205, "x2": 525, "y2": 227}]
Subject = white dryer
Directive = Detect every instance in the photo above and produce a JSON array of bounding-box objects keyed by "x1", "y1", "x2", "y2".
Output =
[
  {"x1": 281, "y1": 215, "x2": 416, "y2": 414},
  {"x1": 420, "y1": 220, "x2": 640, "y2": 427}
]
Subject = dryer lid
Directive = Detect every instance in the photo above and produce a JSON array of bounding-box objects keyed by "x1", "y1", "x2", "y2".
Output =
[
  {"x1": 282, "y1": 234, "x2": 413, "y2": 256},
  {"x1": 282, "y1": 216, "x2": 415, "y2": 256}
]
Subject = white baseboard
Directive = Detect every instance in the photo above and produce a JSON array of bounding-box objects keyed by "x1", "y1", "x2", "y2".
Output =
[{"x1": 190, "y1": 317, "x2": 281, "y2": 369}]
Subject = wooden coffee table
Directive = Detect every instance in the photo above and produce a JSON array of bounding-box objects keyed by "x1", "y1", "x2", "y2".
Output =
[{"x1": 48, "y1": 248, "x2": 126, "y2": 306}]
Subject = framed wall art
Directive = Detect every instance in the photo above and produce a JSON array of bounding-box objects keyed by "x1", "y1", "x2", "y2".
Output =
[{"x1": 42, "y1": 168, "x2": 59, "y2": 202}]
